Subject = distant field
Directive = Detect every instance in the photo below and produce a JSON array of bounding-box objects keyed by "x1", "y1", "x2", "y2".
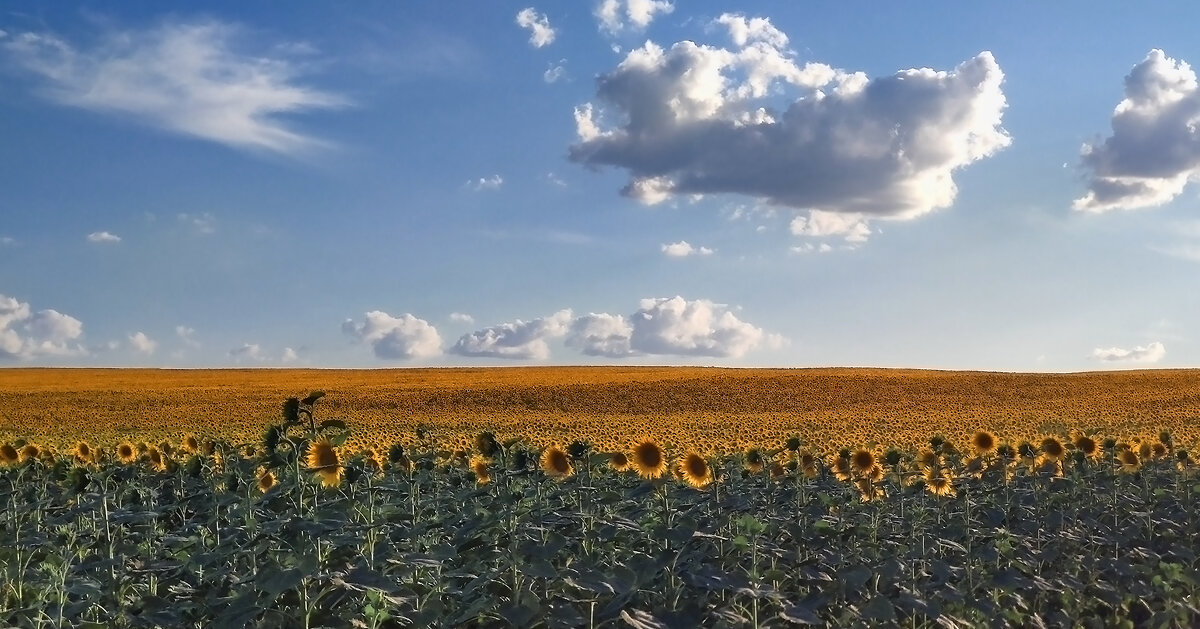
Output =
[{"x1": 2, "y1": 367, "x2": 1199, "y2": 453}]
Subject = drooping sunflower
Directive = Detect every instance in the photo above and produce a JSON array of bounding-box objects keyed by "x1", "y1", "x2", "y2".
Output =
[
  {"x1": 830, "y1": 455, "x2": 853, "y2": 482},
  {"x1": 768, "y1": 462, "x2": 786, "y2": 481},
  {"x1": 1040, "y1": 437, "x2": 1065, "y2": 462},
  {"x1": 744, "y1": 448, "x2": 765, "y2": 474},
  {"x1": 146, "y1": 446, "x2": 169, "y2": 473},
  {"x1": 0, "y1": 443, "x2": 18, "y2": 466},
  {"x1": 540, "y1": 445, "x2": 574, "y2": 479},
  {"x1": 924, "y1": 468, "x2": 956, "y2": 497},
  {"x1": 1118, "y1": 448, "x2": 1141, "y2": 474},
  {"x1": 182, "y1": 434, "x2": 200, "y2": 454},
  {"x1": 471, "y1": 455, "x2": 492, "y2": 485},
  {"x1": 1073, "y1": 434, "x2": 1099, "y2": 458},
  {"x1": 971, "y1": 430, "x2": 997, "y2": 456},
  {"x1": 1151, "y1": 443, "x2": 1167, "y2": 459},
  {"x1": 631, "y1": 439, "x2": 668, "y2": 480},
  {"x1": 256, "y1": 467, "x2": 277, "y2": 493},
  {"x1": 306, "y1": 437, "x2": 344, "y2": 489},
  {"x1": 19, "y1": 443, "x2": 40, "y2": 464},
  {"x1": 608, "y1": 451, "x2": 630, "y2": 472},
  {"x1": 916, "y1": 448, "x2": 940, "y2": 470},
  {"x1": 678, "y1": 452, "x2": 713, "y2": 489},
  {"x1": 1137, "y1": 441, "x2": 1153, "y2": 461},
  {"x1": 116, "y1": 442, "x2": 138, "y2": 465},
  {"x1": 850, "y1": 449, "x2": 876, "y2": 476}
]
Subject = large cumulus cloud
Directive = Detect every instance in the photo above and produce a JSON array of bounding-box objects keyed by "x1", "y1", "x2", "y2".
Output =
[
  {"x1": 569, "y1": 14, "x2": 1009, "y2": 224},
  {"x1": 343, "y1": 311, "x2": 443, "y2": 360},
  {"x1": 1075, "y1": 50, "x2": 1200, "y2": 212},
  {"x1": 0, "y1": 293, "x2": 86, "y2": 359},
  {"x1": 567, "y1": 296, "x2": 780, "y2": 358}
]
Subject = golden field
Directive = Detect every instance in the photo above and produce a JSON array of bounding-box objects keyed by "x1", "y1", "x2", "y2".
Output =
[{"x1": 1, "y1": 366, "x2": 1199, "y2": 455}]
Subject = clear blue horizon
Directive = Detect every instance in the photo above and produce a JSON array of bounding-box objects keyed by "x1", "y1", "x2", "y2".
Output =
[{"x1": 2, "y1": 2, "x2": 1198, "y2": 371}]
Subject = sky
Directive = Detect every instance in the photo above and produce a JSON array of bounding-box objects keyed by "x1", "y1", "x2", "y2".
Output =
[{"x1": 1, "y1": 1, "x2": 1199, "y2": 371}]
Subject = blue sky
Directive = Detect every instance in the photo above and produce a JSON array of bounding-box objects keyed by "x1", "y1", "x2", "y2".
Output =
[{"x1": 1, "y1": 1, "x2": 1198, "y2": 370}]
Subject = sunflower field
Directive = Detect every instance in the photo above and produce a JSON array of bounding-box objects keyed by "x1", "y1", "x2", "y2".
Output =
[{"x1": 2, "y1": 385, "x2": 1200, "y2": 628}]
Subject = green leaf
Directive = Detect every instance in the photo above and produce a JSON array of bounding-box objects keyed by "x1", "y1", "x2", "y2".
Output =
[
  {"x1": 302, "y1": 391, "x2": 326, "y2": 405},
  {"x1": 859, "y1": 595, "x2": 896, "y2": 622},
  {"x1": 620, "y1": 609, "x2": 670, "y2": 629}
]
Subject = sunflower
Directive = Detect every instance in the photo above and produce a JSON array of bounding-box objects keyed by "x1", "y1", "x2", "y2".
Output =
[
  {"x1": 73, "y1": 441, "x2": 94, "y2": 465},
  {"x1": 916, "y1": 448, "x2": 939, "y2": 470},
  {"x1": 1137, "y1": 441, "x2": 1153, "y2": 461},
  {"x1": 362, "y1": 449, "x2": 385, "y2": 476},
  {"x1": 744, "y1": 448, "x2": 765, "y2": 474},
  {"x1": 1073, "y1": 434, "x2": 1099, "y2": 458},
  {"x1": 146, "y1": 446, "x2": 169, "y2": 473},
  {"x1": 540, "y1": 445, "x2": 574, "y2": 478},
  {"x1": 631, "y1": 439, "x2": 668, "y2": 480},
  {"x1": 306, "y1": 437, "x2": 344, "y2": 489},
  {"x1": 850, "y1": 449, "x2": 876, "y2": 476},
  {"x1": 769, "y1": 462, "x2": 786, "y2": 481},
  {"x1": 0, "y1": 443, "x2": 18, "y2": 466},
  {"x1": 1040, "y1": 437, "x2": 1065, "y2": 462},
  {"x1": 116, "y1": 442, "x2": 137, "y2": 464},
  {"x1": 1151, "y1": 443, "x2": 1167, "y2": 459},
  {"x1": 1118, "y1": 448, "x2": 1141, "y2": 474},
  {"x1": 830, "y1": 455, "x2": 853, "y2": 482},
  {"x1": 971, "y1": 430, "x2": 997, "y2": 455},
  {"x1": 678, "y1": 452, "x2": 713, "y2": 489},
  {"x1": 471, "y1": 455, "x2": 492, "y2": 485},
  {"x1": 257, "y1": 467, "x2": 277, "y2": 493},
  {"x1": 608, "y1": 451, "x2": 630, "y2": 472},
  {"x1": 924, "y1": 468, "x2": 956, "y2": 498},
  {"x1": 18, "y1": 443, "x2": 40, "y2": 464},
  {"x1": 181, "y1": 434, "x2": 200, "y2": 454},
  {"x1": 855, "y1": 478, "x2": 884, "y2": 502}
]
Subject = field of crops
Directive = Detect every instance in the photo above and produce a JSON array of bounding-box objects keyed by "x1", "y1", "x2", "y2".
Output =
[{"x1": 2, "y1": 367, "x2": 1200, "y2": 627}]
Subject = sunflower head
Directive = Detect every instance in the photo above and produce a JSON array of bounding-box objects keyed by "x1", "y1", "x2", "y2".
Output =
[
  {"x1": 883, "y1": 448, "x2": 903, "y2": 467},
  {"x1": 608, "y1": 451, "x2": 629, "y2": 472},
  {"x1": 471, "y1": 455, "x2": 492, "y2": 485},
  {"x1": 798, "y1": 450, "x2": 817, "y2": 469},
  {"x1": 768, "y1": 462, "x2": 786, "y2": 481},
  {"x1": 1151, "y1": 443, "x2": 1167, "y2": 459},
  {"x1": 850, "y1": 449, "x2": 876, "y2": 475},
  {"x1": 540, "y1": 445, "x2": 574, "y2": 479},
  {"x1": 1073, "y1": 434, "x2": 1099, "y2": 457},
  {"x1": 116, "y1": 442, "x2": 138, "y2": 464},
  {"x1": 916, "y1": 448, "x2": 939, "y2": 470},
  {"x1": 925, "y1": 469, "x2": 956, "y2": 497},
  {"x1": 146, "y1": 446, "x2": 168, "y2": 473},
  {"x1": 474, "y1": 432, "x2": 500, "y2": 459},
  {"x1": 73, "y1": 441, "x2": 93, "y2": 464},
  {"x1": 1137, "y1": 441, "x2": 1153, "y2": 460},
  {"x1": 0, "y1": 443, "x2": 19, "y2": 466},
  {"x1": 831, "y1": 455, "x2": 853, "y2": 482},
  {"x1": 18, "y1": 443, "x2": 40, "y2": 464},
  {"x1": 182, "y1": 434, "x2": 200, "y2": 454},
  {"x1": 256, "y1": 467, "x2": 277, "y2": 493},
  {"x1": 971, "y1": 430, "x2": 997, "y2": 455},
  {"x1": 306, "y1": 437, "x2": 343, "y2": 489},
  {"x1": 679, "y1": 452, "x2": 713, "y2": 489},
  {"x1": 744, "y1": 448, "x2": 765, "y2": 473},
  {"x1": 784, "y1": 436, "x2": 802, "y2": 452},
  {"x1": 1118, "y1": 448, "x2": 1141, "y2": 473},
  {"x1": 632, "y1": 439, "x2": 668, "y2": 480},
  {"x1": 567, "y1": 440, "x2": 591, "y2": 460},
  {"x1": 995, "y1": 443, "x2": 1016, "y2": 460}
]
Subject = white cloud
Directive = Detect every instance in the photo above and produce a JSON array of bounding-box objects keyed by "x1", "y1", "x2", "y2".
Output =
[
  {"x1": 469, "y1": 175, "x2": 504, "y2": 191},
  {"x1": 0, "y1": 293, "x2": 86, "y2": 359},
  {"x1": 596, "y1": 0, "x2": 674, "y2": 35},
  {"x1": 570, "y1": 29, "x2": 1009, "y2": 223},
  {"x1": 178, "y1": 212, "x2": 216, "y2": 235},
  {"x1": 544, "y1": 62, "x2": 566, "y2": 83},
  {"x1": 1075, "y1": 50, "x2": 1200, "y2": 212},
  {"x1": 451, "y1": 309, "x2": 572, "y2": 360},
  {"x1": 175, "y1": 325, "x2": 200, "y2": 348},
  {"x1": 449, "y1": 312, "x2": 475, "y2": 324},
  {"x1": 789, "y1": 210, "x2": 871, "y2": 243},
  {"x1": 343, "y1": 311, "x2": 442, "y2": 360},
  {"x1": 128, "y1": 331, "x2": 157, "y2": 355},
  {"x1": 789, "y1": 242, "x2": 834, "y2": 254},
  {"x1": 281, "y1": 347, "x2": 298, "y2": 363},
  {"x1": 567, "y1": 296, "x2": 778, "y2": 358},
  {"x1": 87, "y1": 231, "x2": 121, "y2": 243},
  {"x1": 1091, "y1": 341, "x2": 1166, "y2": 363},
  {"x1": 661, "y1": 240, "x2": 714, "y2": 257},
  {"x1": 714, "y1": 13, "x2": 788, "y2": 50},
  {"x1": 3, "y1": 20, "x2": 345, "y2": 155},
  {"x1": 516, "y1": 8, "x2": 556, "y2": 48},
  {"x1": 229, "y1": 343, "x2": 264, "y2": 362}
]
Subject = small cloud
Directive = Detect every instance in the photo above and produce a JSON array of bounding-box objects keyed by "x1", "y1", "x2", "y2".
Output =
[
  {"x1": 175, "y1": 325, "x2": 200, "y2": 348},
  {"x1": 229, "y1": 343, "x2": 264, "y2": 362},
  {"x1": 516, "y1": 8, "x2": 556, "y2": 48},
  {"x1": 449, "y1": 312, "x2": 475, "y2": 324},
  {"x1": 87, "y1": 231, "x2": 121, "y2": 243},
  {"x1": 544, "y1": 61, "x2": 567, "y2": 83},
  {"x1": 567, "y1": 296, "x2": 777, "y2": 358},
  {"x1": 546, "y1": 172, "x2": 567, "y2": 186},
  {"x1": 178, "y1": 212, "x2": 216, "y2": 235},
  {"x1": 343, "y1": 311, "x2": 443, "y2": 360},
  {"x1": 790, "y1": 211, "x2": 871, "y2": 243},
  {"x1": 0, "y1": 236, "x2": 15, "y2": 246},
  {"x1": 281, "y1": 347, "x2": 298, "y2": 363},
  {"x1": 661, "y1": 240, "x2": 714, "y2": 257},
  {"x1": 128, "y1": 331, "x2": 157, "y2": 355},
  {"x1": 468, "y1": 175, "x2": 503, "y2": 191},
  {"x1": 1091, "y1": 341, "x2": 1166, "y2": 363},
  {"x1": 595, "y1": 0, "x2": 674, "y2": 35}
]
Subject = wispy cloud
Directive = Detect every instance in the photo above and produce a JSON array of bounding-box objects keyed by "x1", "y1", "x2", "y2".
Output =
[
  {"x1": 468, "y1": 175, "x2": 504, "y2": 191},
  {"x1": 661, "y1": 241, "x2": 713, "y2": 257},
  {"x1": 516, "y1": 8, "x2": 556, "y2": 48},
  {"x1": 1091, "y1": 341, "x2": 1166, "y2": 363},
  {"x1": 3, "y1": 20, "x2": 347, "y2": 155}
]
